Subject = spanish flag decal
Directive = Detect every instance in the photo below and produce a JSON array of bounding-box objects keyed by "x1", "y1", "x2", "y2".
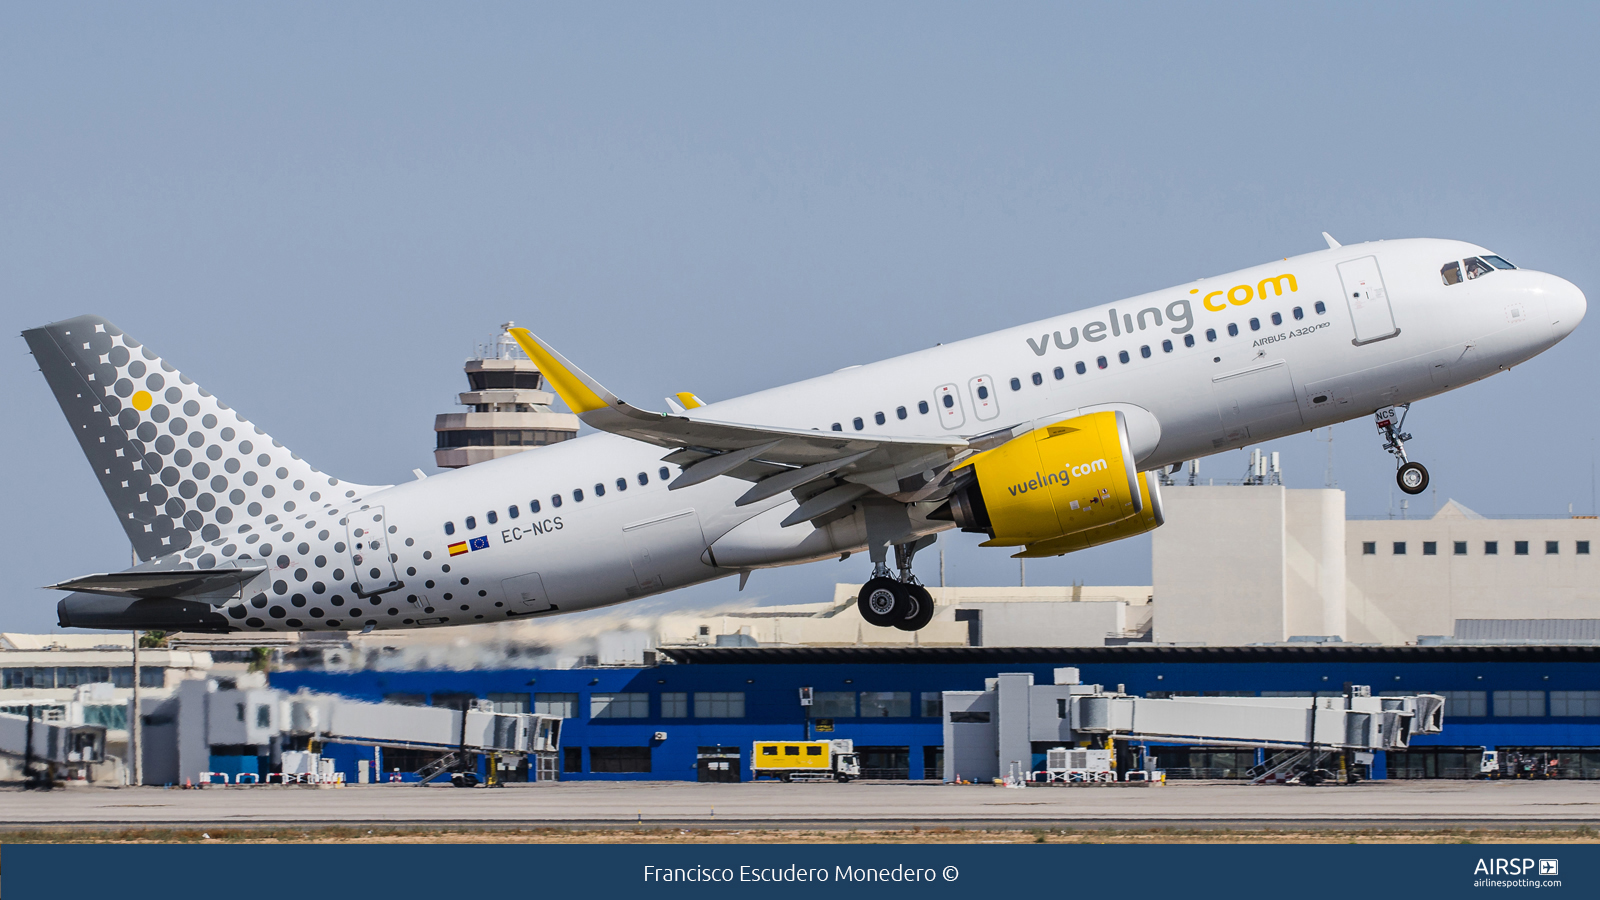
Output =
[{"x1": 448, "y1": 541, "x2": 469, "y2": 557}]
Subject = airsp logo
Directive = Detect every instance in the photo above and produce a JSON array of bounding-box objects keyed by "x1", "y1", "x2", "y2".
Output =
[
  {"x1": 1473, "y1": 858, "x2": 1548, "y2": 876},
  {"x1": 1540, "y1": 859, "x2": 1559, "y2": 876}
]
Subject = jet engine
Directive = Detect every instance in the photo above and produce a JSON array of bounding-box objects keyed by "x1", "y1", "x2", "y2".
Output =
[{"x1": 934, "y1": 410, "x2": 1165, "y2": 558}]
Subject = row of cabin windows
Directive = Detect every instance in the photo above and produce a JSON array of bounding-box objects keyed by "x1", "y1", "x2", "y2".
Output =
[
  {"x1": 442, "y1": 466, "x2": 673, "y2": 535},
  {"x1": 1362, "y1": 540, "x2": 1589, "y2": 556},
  {"x1": 828, "y1": 304, "x2": 1327, "y2": 430}
]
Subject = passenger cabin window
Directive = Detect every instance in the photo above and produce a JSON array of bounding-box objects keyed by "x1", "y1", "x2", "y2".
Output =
[
  {"x1": 874, "y1": 411, "x2": 885, "y2": 425},
  {"x1": 976, "y1": 385, "x2": 989, "y2": 400},
  {"x1": 508, "y1": 505, "x2": 519, "y2": 519},
  {"x1": 1205, "y1": 328, "x2": 1217, "y2": 342},
  {"x1": 1292, "y1": 307, "x2": 1304, "y2": 320},
  {"x1": 1249, "y1": 318, "x2": 1260, "y2": 331},
  {"x1": 1270, "y1": 312, "x2": 1282, "y2": 326},
  {"x1": 465, "y1": 516, "x2": 477, "y2": 530},
  {"x1": 1096, "y1": 356, "x2": 1108, "y2": 369},
  {"x1": 1227, "y1": 323, "x2": 1239, "y2": 337},
  {"x1": 444, "y1": 521, "x2": 455, "y2": 536},
  {"x1": 637, "y1": 472, "x2": 648, "y2": 486},
  {"x1": 594, "y1": 483, "x2": 605, "y2": 497},
  {"x1": 1140, "y1": 345, "x2": 1151, "y2": 358},
  {"x1": 896, "y1": 406, "x2": 907, "y2": 419},
  {"x1": 1161, "y1": 340, "x2": 1173, "y2": 353},
  {"x1": 1009, "y1": 378, "x2": 1021, "y2": 391},
  {"x1": 1031, "y1": 372, "x2": 1043, "y2": 386},
  {"x1": 1465, "y1": 257, "x2": 1494, "y2": 280},
  {"x1": 1075, "y1": 361, "x2": 1087, "y2": 374},
  {"x1": 852, "y1": 417, "x2": 864, "y2": 430},
  {"x1": 831, "y1": 423, "x2": 842, "y2": 431},
  {"x1": 1053, "y1": 366, "x2": 1064, "y2": 379},
  {"x1": 1184, "y1": 334, "x2": 1196, "y2": 347},
  {"x1": 486, "y1": 510, "x2": 498, "y2": 525},
  {"x1": 530, "y1": 499, "x2": 542, "y2": 513},
  {"x1": 1441, "y1": 261, "x2": 1463, "y2": 285},
  {"x1": 551, "y1": 494, "x2": 562, "y2": 508},
  {"x1": 918, "y1": 400, "x2": 929, "y2": 414},
  {"x1": 659, "y1": 467, "x2": 670, "y2": 481},
  {"x1": 573, "y1": 489, "x2": 584, "y2": 502},
  {"x1": 1118, "y1": 350, "x2": 1130, "y2": 364},
  {"x1": 1314, "y1": 301, "x2": 1327, "y2": 315},
  {"x1": 616, "y1": 477, "x2": 627, "y2": 491},
  {"x1": 942, "y1": 394, "x2": 955, "y2": 408}
]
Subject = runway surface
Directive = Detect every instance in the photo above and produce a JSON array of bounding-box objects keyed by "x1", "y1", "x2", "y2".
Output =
[{"x1": 4, "y1": 779, "x2": 1597, "y2": 829}]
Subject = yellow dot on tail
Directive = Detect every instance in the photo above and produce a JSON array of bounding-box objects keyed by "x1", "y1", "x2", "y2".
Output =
[{"x1": 131, "y1": 390, "x2": 152, "y2": 411}]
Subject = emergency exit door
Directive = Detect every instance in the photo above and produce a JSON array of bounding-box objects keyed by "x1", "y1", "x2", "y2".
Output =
[{"x1": 1338, "y1": 256, "x2": 1400, "y2": 345}]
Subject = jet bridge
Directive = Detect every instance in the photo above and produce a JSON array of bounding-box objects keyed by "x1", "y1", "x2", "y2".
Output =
[
  {"x1": 942, "y1": 669, "x2": 1443, "y2": 783},
  {"x1": 0, "y1": 708, "x2": 106, "y2": 785}
]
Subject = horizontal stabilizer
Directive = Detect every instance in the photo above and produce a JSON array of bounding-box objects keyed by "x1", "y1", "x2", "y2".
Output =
[{"x1": 47, "y1": 564, "x2": 267, "y2": 601}]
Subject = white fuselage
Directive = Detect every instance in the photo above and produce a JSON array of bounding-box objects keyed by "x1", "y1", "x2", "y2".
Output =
[{"x1": 237, "y1": 238, "x2": 1587, "y2": 630}]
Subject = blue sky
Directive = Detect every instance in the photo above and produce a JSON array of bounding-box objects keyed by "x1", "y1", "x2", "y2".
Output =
[{"x1": 3, "y1": 3, "x2": 1597, "y2": 632}]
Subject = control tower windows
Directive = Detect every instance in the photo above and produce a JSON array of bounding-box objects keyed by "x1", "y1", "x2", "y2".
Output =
[{"x1": 466, "y1": 371, "x2": 544, "y2": 391}]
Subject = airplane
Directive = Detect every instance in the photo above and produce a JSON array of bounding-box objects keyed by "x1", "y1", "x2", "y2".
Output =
[{"x1": 24, "y1": 235, "x2": 1585, "y2": 635}]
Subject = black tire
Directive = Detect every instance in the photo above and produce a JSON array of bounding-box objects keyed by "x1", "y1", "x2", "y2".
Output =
[
  {"x1": 857, "y1": 577, "x2": 905, "y2": 627},
  {"x1": 780, "y1": 773, "x2": 792, "y2": 783},
  {"x1": 1397, "y1": 461, "x2": 1429, "y2": 495},
  {"x1": 894, "y1": 584, "x2": 937, "y2": 631}
]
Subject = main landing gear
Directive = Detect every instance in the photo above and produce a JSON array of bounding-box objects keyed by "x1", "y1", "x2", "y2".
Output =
[
  {"x1": 1376, "y1": 404, "x2": 1429, "y2": 495},
  {"x1": 857, "y1": 538, "x2": 937, "y2": 632}
]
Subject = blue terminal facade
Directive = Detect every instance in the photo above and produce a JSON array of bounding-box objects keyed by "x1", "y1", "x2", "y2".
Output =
[{"x1": 268, "y1": 645, "x2": 1600, "y2": 783}]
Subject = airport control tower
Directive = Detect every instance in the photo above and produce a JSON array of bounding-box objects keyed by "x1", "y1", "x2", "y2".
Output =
[{"x1": 432, "y1": 323, "x2": 580, "y2": 468}]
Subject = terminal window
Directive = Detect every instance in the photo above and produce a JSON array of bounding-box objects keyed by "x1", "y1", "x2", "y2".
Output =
[
  {"x1": 1485, "y1": 541, "x2": 1498, "y2": 555},
  {"x1": 589, "y1": 746, "x2": 650, "y2": 773},
  {"x1": 1437, "y1": 691, "x2": 1487, "y2": 717},
  {"x1": 920, "y1": 692, "x2": 943, "y2": 718},
  {"x1": 809, "y1": 691, "x2": 856, "y2": 718},
  {"x1": 535, "y1": 692, "x2": 578, "y2": 718},
  {"x1": 694, "y1": 692, "x2": 745, "y2": 718},
  {"x1": 859, "y1": 692, "x2": 911, "y2": 718},
  {"x1": 1515, "y1": 541, "x2": 1530, "y2": 555},
  {"x1": 1422, "y1": 541, "x2": 1437, "y2": 555},
  {"x1": 1547, "y1": 541, "x2": 1560, "y2": 554},
  {"x1": 1580, "y1": 541, "x2": 1591, "y2": 554},
  {"x1": 1393, "y1": 542, "x2": 1406, "y2": 555},
  {"x1": 1493, "y1": 690, "x2": 1546, "y2": 717},
  {"x1": 660, "y1": 692, "x2": 688, "y2": 718},
  {"x1": 1362, "y1": 542, "x2": 1376, "y2": 555},
  {"x1": 1551, "y1": 691, "x2": 1600, "y2": 716},
  {"x1": 488, "y1": 693, "x2": 529, "y2": 714},
  {"x1": 1454, "y1": 541, "x2": 1468, "y2": 555},
  {"x1": 590, "y1": 693, "x2": 648, "y2": 719}
]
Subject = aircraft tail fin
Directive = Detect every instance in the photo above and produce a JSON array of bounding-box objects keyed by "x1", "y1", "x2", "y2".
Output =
[{"x1": 23, "y1": 315, "x2": 380, "y2": 561}]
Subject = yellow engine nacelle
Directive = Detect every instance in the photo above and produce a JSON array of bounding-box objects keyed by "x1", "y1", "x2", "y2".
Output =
[{"x1": 937, "y1": 410, "x2": 1165, "y2": 558}]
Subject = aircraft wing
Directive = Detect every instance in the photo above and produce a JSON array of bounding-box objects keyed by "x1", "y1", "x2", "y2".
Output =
[{"x1": 508, "y1": 328, "x2": 973, "y2": 507}]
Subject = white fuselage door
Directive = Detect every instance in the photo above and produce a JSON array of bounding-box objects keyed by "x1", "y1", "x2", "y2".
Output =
[
  {"x1": 967, "y1": 375, "x2": 1000, "y2": 422},
  {"x1": 933, "y1": 384, "x2": 966, "y2": 430},
  {"x1": 346, "y1": 506, "x2": 399, "y2": 596},
  {"x1": 623, "y1": 509, "x2": 707, "y2": 594},
  {"x1": 1338, "y1": 256, "x2": 1400, "y2": 345}
]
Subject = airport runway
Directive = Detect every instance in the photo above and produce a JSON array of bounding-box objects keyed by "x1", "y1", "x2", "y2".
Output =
[{"x1": 3, "y1": 780, "x2": 1598, "y2": 829}]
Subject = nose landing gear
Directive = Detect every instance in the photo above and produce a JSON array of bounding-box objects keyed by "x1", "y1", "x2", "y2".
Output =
[
  {"x1": 1376, "y1": 404, "x2": 1429, "y2": 495},
  {"x1": 856, "y1": 536, "x2": 937, "y2": 631}
]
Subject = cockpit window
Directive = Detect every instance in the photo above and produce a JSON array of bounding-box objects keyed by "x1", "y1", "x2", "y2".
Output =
[
  {"x1": 1441, "y1": 261, "x2": 1462, "y2": 285},
  {"x1": 1464, "y1": 257, "x2": 1494, "y2": 280},
  {"x1": 1483, "y1": 255, "x2": 1516, "y2": 270}
]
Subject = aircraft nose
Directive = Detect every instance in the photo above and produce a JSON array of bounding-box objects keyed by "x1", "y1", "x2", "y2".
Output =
[{"x1": 1545, "y1": 273, "x2": 1587, "y2": 340}]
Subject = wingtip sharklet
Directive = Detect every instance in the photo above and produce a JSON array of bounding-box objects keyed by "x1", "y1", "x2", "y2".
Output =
[{"x1": 506, "y1": 327, "x2": 617, "y2": 415}]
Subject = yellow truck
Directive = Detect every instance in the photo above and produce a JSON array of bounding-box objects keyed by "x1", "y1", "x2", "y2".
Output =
[{"x1": 750, "y1": 739, "x2": 860, "y2": 782}]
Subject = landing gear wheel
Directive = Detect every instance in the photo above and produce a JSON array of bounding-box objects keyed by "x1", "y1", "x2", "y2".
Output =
[
  {"x1": 893, "y1": 584, "x2": 937, "y2": 631},
  {"x1": 1397, "y1": 461, "x2": 1429, "y2": 495},
  {"x1": 857, "y1": 577, "x2": 906, "y2": 627}
]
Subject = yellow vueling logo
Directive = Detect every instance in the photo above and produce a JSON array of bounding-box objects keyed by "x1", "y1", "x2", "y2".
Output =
[
  {"x1": 1007, "y1": 458, "x2": 1107, "y2": 497},
  {"x1": 1193, "y1": 273, "x2": 1298, "y2": 312}
]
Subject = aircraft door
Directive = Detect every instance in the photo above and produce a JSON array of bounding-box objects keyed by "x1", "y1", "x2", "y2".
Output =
[
  {"x1": 967, "y1": 375, "x2": 1000, "y2": 421},
  {"x1": 345, "y1": 506, "x2": 401, "y2": 597},
  {"x1": 623, "y1": 509, "x2": 708, "y2": 594},
  {"x1": 1338, "y1": 256, "x2": 1400, "y2": 345},
  {"x1": 933, "y1": 384, "x2": 966, "y2": 430},
  {"x1": 1212, "y1": 360, "x2": 1303, "y2": 443}
]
